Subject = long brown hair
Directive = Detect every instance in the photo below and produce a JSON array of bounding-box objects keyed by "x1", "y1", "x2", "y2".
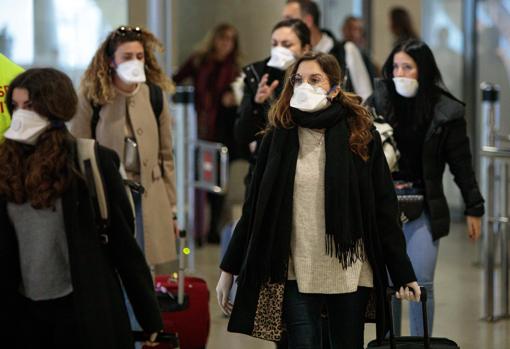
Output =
[
  {"x1": 390, "y1": 7, "x2": 419, "y2": 41},
  {"x1": 193, "y1": 23, "x2": 241, "y2": 66},
  {"x1": 80, "y1": 26, "x2": 174, "y2": 105},
  {"x1": 0, "y1": 68, "x2": 78, "y2": 209},
  {"x1": 268, "y1": 52, "x2": 373, "y2": 160}
]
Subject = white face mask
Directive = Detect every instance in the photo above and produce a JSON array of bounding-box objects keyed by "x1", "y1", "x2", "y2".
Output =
[
  {"x1": 116, "y1": 59, "x2": 146, "y2": 84},
  {"x1": 4, "y1": 109, "x2": 51, "y2": 145},
  {"x1": 267, "y1": 46, "x2": 296, "y2": 70},
  {"x1": 393, "y1": 77, "x2": 419, "y2": 98},
  {"x1": 290, "y1": 83, "x2": 330, "y2": 112}
]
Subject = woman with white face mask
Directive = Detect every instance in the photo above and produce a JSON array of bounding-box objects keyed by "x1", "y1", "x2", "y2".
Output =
[
  {"x1": 234, "y1": 18, "x2": 311, "y2": 195},
  {"x1": 217, "y1": 52, "x2": 421, "y2": 348},
  {"x1": 365, "y1": 39, "x2": 484, "y2": 337},
  {"x1": 0, "y1": 68, "x2": 163, "y2": 348},
  {"x1": 70, "y1": 26, "x2": 178, "y2": 272}
]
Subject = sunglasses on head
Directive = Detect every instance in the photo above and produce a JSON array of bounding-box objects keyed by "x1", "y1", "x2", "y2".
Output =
[{"x1": 115, "y1": 26, "x2": 143, "y2": 37}]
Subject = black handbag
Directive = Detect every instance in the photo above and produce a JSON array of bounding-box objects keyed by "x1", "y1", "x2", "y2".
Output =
[{"x1": 394, "y1": 181, "x2": 424, "y2": 223}]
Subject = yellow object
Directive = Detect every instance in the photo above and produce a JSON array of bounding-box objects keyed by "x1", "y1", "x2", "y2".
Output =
[
  {"x1": 0, "y1": 53, "x2": 24, "y2": 141},
  {"x1": 183, "y1": 247, "x2": 191, "y2": 255}
]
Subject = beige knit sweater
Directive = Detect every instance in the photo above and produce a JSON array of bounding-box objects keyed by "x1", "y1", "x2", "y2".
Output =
[{"x1": 287, "y1": 127, "x2": 373, "y2": 294}]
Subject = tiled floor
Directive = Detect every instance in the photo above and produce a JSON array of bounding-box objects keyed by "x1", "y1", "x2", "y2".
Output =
[{"x1": 192, "y1": 220, "x2": 510, "y2": 349}]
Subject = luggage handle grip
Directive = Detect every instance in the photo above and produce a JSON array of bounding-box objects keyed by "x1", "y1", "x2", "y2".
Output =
[
  {"x1": 386, "y1": 286, "x2": 430, "y2": 349},
  {"x1": 132, "y1": 331, "x2": 179, "y2": 347}
]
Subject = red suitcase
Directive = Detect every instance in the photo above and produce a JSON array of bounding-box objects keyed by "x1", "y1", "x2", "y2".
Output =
[{"x1": 152, "y1": 274, "x2": 210, "y2": 349}]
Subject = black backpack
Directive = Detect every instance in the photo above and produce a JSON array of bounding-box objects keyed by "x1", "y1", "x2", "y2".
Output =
[{"x1": 90, "y1": 82, "x2": 163, "y2": 139}]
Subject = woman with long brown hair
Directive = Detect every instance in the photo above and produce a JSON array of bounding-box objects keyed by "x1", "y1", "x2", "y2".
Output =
[
  {"x1": 0, "y1": 68, "x2": 162, "y2": 348},
  {"x1": 173, "y1": 23, "x2": 241, "y2": 244},
  {"x1": 389, "y1": 7, "x2": 419, "y2": 46},
  {"x1": 216, "y1": 52, "x2": 420, "y2": 348}
]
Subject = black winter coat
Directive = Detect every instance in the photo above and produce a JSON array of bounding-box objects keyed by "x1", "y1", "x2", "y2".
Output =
[
  {"x1": 0, "y1": 144, "x2": 163, "y2": 349},
  {"x1": 220, "y1": 128, "x2": 416, "y2": 342},
  {"x1": 366, "y1": 79, "x2": 484, "y2": 240}
]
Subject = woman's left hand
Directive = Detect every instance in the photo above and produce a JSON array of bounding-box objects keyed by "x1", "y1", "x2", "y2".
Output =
[
  {"x1": 144, "y1": 332, "x2": 159, "y2": 347},
  {"x1": 466, "y1": 216, "x2": 482, "y2": 241},
  {"x1": 221, "y1": 91, "x2": 236, "y2": 107},
  {"x1": 395, "y1": 281, "x2": 421, "y2": 302}
]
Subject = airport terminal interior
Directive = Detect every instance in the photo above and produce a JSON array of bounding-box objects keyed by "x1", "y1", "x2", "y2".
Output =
[{"x1": 1, "y1": 0, "x2": 510, "y2": 348}]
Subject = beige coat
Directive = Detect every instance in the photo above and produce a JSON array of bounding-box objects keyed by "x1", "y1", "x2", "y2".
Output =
[{"x1": 70, "y1": 83, "x2": 177, "y2": 266}]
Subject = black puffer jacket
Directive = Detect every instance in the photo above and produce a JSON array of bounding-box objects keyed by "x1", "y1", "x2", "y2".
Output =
[
  {"x1": 366, "y1": 79, "x2": 484, "y2": 240},
  {"x1": 234, "y1": 58, "x2": 285, "y2": 191},
  {"x1": 234, "y1": 57, "x2": 284, "y2": 146}
]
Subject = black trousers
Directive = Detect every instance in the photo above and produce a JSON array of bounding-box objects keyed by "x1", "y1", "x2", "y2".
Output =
[
  {"x1": 283, "y1": 281, "x2": 370, "y2": 349},
  {"x1": 18, "y1": 293, "x2": 78, "y2": 349}
]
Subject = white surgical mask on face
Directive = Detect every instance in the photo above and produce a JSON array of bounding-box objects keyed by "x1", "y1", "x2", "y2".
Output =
[
  {"x1": 4, "y1": 109, "x2": 51, "y2": 145},
  {"x1": 290, "y1": 83, "x2": 330, "y2": 112},
  {"x1": 267, "y1": 46, "x2": 296, "y2": 70},
  {"x1": 393, "y1": 77, "x2": 419, "y2": 98},
  {"x1": 116, "y1": 59, "x2": 146, "y2": 84}
]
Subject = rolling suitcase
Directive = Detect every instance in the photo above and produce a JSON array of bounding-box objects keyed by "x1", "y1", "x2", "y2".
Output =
[
  {"x1": 145, "y1": 226, "x2": 210, "y2": 349},
  {"x1": 153, "y1": 275, "x2": 210, "y2": 349},
  {"x1": 366, "y1": 288, "x2": 460, "y2": 349}
]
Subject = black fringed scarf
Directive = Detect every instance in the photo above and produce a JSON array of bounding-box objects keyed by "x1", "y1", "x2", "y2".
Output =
[{"x1": 238, "y1": 103, "x2": 365, "y2": 287}]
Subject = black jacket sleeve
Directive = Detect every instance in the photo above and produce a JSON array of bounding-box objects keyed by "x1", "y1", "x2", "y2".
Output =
[
  {"x1": 234, "y1": 74, "x2": 268, "y2": 144},
  {"x1": 97, "y1": 147, "x2": 163, "y2": 333},
  {"x1": 0, "y1": 201, "x2": 22, "y2": 341},
  {"x1": 443, "y1": 118, "x2": 485, "y2": 216},
  {"x1": 0, "y1": 201, "x2": 20, "y2": 295},
  {"x1": 371, "y1": 132, "x2": 417, "y2": 287},
  {"x1": 220, "y1": 130, "x2": 273, "y2": 274}
]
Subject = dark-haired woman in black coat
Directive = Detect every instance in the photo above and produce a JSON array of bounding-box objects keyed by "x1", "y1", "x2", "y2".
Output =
[
  {"x1": 365, "y1": 39, "x2": 484, "y2": 337},
  {"x1": 0, "y1": 68, "x2": 162, "y2": 349}
]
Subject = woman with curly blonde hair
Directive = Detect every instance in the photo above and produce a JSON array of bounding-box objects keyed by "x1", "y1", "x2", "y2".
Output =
[
  {"x1": 70, "y1": 25, "x2": 178, "y2": 271},
  {"x1": 217, "y1": 52, "x2": 420, "y2": 348}
]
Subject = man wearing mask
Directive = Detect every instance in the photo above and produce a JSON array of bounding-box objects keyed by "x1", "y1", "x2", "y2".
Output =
[
  {"x1": 283, "y1": 0, "x2": 373, "y2": 101},
  {"x1": 0, "y1": 53, "x2": 24, "y2": 141}
]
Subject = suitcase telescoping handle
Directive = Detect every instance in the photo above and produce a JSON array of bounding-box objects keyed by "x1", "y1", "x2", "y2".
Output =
[
  {"x1": 177, "y1": 229, "x2": 186, "y2": 306},
  {"x1": 386, "y1": 287, "x2": 430, "y2": 349}
]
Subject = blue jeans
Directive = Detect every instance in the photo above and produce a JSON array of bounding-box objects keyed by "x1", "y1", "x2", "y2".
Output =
[
  {"x1": 391, "y1": 212, "x2": 439, "y2": 336},
  {"x1": 283, "y1": 281, "x2": 370, "y2": 349},
  {"x1": 125, "y1": 191, "x2": 144, "y2": 348}
]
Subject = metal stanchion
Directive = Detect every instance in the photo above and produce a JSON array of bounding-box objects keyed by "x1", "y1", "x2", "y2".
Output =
[
  {"x1": 499, "y1": 162, "x2": 510, "y2": 319},
  {"x1": 480, "y1": 82, "x2": 510, "y2": 321},
  {"x1": 171, "y1": 85, "x2": 230, "y2": 304},
  {"x1": 172, "y1": 85, "x2": 195, "y2": 304}
]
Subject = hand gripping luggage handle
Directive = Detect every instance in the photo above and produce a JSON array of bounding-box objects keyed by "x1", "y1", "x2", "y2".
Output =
[
  {"x1": 132, "y1": 331, "x2": 179, "y2": 347},
  {"x1": 386, "y1": 287, "x2": 430, "y2": 349}
]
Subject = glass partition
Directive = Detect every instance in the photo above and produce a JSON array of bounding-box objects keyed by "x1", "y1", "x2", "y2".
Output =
[{"x1": 0, "y1": 0, "x2": 128, "y2": 85}]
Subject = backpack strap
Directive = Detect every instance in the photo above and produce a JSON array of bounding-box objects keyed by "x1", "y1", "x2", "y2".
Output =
[
  {"x1": 76, "y1": 138, "x2": 110, "y2": 243},
  {"x1": 148, "y1": 82, "x2": 163, "y2": 125},
  {"x1": 76, "y1": 139, "x2": 137, "y2": 242},
  {"x1": 90, "y1": 103, "x2": 101, "y2": 140},
  {"x1": 90, "y1": 83, "x2": 162, "y2": 134}
]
